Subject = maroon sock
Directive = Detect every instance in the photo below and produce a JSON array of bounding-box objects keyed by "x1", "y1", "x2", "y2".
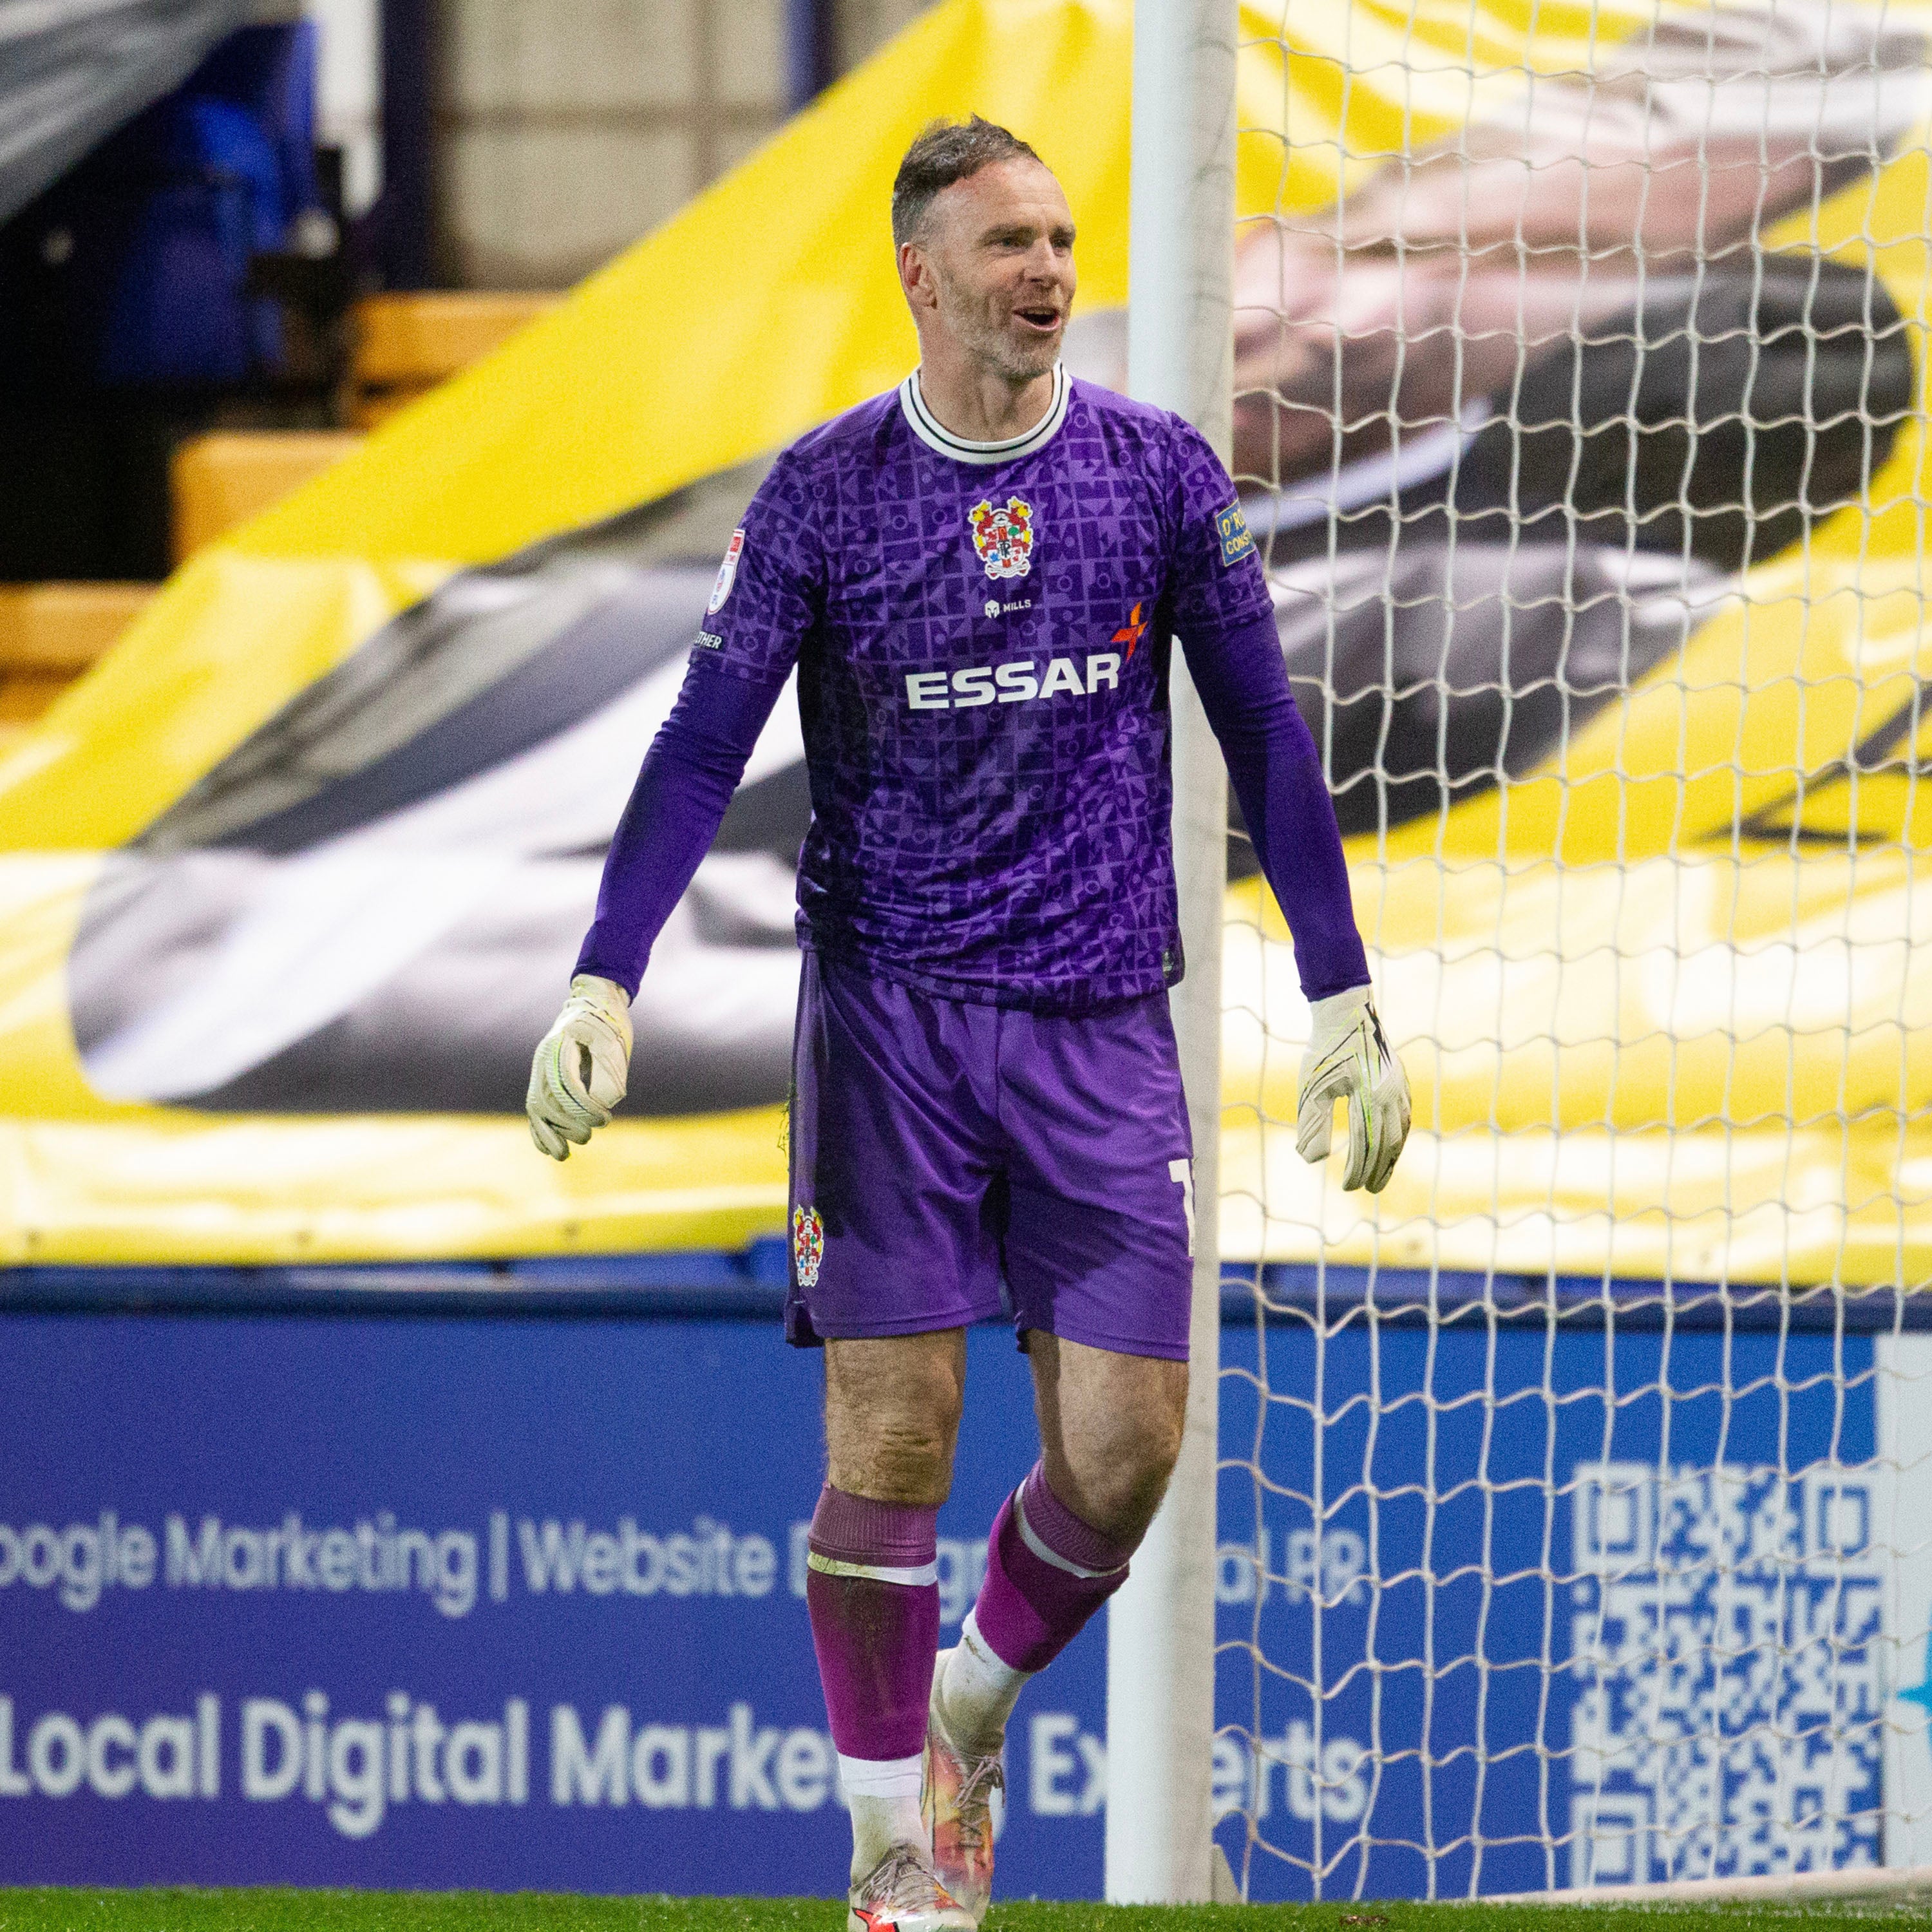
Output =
[
  {"x1": 804, "y1": 1483, "x2": 940, "y2": 1761},
  {"x1": 970, "y1": 1462, "x2": 1135, "y2": 1674}
]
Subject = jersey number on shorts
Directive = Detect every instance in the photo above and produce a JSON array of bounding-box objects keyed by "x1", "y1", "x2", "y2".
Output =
[{"x1": 1169, "y1": 1157, "x2": 1195, "y2": 1257}]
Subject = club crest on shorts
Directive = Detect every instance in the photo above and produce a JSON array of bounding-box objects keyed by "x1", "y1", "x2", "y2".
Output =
[
  {"x1": 791, "y1": 1204, "x2": 824, "y2": 1289},
  {"x1": 968, "y1": 496, "x2": 1034, "y2": 580},
  {"x1": 708, "y1": 529, "x2": 744, "y2": 612}
]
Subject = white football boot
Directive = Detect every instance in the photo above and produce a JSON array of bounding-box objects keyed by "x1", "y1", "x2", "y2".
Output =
[
  {"x1": 922, "y1": 1655, "x2": 1005, "y2": 1925},
  {"x1": 847, "y1": 1842, "x2": 975, "y2": 1932}
]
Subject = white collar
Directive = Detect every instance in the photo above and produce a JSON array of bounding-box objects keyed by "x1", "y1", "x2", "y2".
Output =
[{"x1": 898, "y1": 364, "x2": 1070, "y2": 464}]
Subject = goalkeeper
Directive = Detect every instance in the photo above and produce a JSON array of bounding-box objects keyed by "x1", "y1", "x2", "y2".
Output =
[{"x1": 528, "y1": 117, "x2": 1408, "y2": 1931}]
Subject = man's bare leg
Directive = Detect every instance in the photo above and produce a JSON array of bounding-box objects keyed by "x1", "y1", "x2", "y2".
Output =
[
  {"x1": 1026, "y1": 1332, "x2": 1189, "y2": 1543},
  {"x1": 920, "y1": 1334, "x2": 1186, "y2": 1917},
  {"x1": 825, "y1": 1329, "x2": 967, "y2": 1502},
  {"x1": 810, "y1": 1331, "x2": 967, "y2": 1888},
  {"x1": 936, "y1": 1333, "x2": 1187, "y2": 1747}
]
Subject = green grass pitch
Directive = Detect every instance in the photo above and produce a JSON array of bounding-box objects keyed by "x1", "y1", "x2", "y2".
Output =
[{"x1": 1, "y1": 1893, "x2": 1929, "y2": 1931}]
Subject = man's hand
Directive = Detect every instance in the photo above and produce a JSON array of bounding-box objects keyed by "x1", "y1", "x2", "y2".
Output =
[
  {"x1": 1296, "y1": 985, "x2": 1411, "y2": 1193},
  {"x1": 527, "y1": 974, "x2": 634, "y2": 1161}
]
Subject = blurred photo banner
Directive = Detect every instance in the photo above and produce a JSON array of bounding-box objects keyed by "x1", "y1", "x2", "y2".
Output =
[{"x1": 0, "y1": 0, "x2": 1924, "y2": 1284}]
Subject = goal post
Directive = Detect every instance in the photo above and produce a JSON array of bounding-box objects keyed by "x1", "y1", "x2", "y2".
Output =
[{"x1": 1104, "y1": 0, "x2": 1239, "y2": 1906}]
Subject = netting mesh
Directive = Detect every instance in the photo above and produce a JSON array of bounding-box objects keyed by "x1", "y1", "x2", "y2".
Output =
[{"x1": 1214, "y1": 0, "x2": 1931, "y2": 1900}]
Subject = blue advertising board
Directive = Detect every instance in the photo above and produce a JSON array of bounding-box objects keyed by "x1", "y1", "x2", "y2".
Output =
[
  {"x1": 0, "y1": 1314, "x2": 1103, "y2": 1898},
  {"x1": 1217, "y1": 1320, "x2": 1884, "y2": 1899},
  {"x1": 0, "y1": 1309, "x2": 1890, "y2": 1900}
]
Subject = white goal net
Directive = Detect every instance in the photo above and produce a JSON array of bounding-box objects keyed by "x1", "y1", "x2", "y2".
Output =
[{"x1": 1213, "y1": 0, "x2": 1932, "y2": 1900}]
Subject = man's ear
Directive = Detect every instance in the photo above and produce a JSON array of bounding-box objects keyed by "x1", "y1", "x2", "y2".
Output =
[{"x1": 898, "y1": 238, "x2": 938, "y2": 316}]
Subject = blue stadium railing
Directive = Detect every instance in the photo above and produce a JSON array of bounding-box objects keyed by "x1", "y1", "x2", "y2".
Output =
[{"x1": 0, "y1": 1249, "x2": 1921, "y2": 1329}]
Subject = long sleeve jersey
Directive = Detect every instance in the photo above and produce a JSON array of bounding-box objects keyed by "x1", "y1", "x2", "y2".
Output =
[{"x1": 578, "y1": 368, "x2": 1368, "y2": 1012}]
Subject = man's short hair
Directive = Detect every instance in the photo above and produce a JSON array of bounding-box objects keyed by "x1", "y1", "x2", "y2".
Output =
[{"x1": 891, "y1": 117, "x2": 1044, "y2": 247}]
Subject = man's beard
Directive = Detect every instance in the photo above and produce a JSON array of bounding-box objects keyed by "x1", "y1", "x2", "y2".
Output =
[{"x1": 936, "y1": 275, "x2": 1061, "y2": 382}]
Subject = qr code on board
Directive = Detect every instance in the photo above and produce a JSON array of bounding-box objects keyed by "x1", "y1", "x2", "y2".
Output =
[{"x1": 1566, "y1": 1461, "x2": 1885, "y2": 1888}]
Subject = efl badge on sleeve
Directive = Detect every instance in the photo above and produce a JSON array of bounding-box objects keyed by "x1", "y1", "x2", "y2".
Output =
[
  {"x1": 708, "y1": 528, "x2": 745, "y2": 612},
  {"x1": 791, "y1": 1204, "x2": 824, "y2": 1289},
  {"x1": 968, "y1": 497, "x2": 1035, "y2": 580}
]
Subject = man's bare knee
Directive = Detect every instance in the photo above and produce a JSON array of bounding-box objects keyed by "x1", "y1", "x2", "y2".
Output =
[
  {"x1": 824, "y1": 1330, "x2": 966, "y2": 1506},
  {"x1": 1028, "y1": 1334, "x2": 1188, "y2": 1548},
  {"x1": 1083, "y1": 1390, "x2": 1184, "y2": 1540}
]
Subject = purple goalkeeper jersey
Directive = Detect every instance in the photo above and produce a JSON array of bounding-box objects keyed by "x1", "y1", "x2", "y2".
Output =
[{"x1": 688, "y1": 368, "x2": 1276, "y2": 1011}]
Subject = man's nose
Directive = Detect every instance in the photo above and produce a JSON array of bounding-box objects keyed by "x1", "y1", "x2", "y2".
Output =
[{"x1": 1019, "y1": 245, "x2": 1064, "y2": 285}]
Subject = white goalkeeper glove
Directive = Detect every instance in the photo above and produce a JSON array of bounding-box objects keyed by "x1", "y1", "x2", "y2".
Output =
[
  {"x1": 1296, "y1": 985, "x2": 1411, "y2": 1194},
  {"x1": 527, "y1": 974, "x2": 634, "y2": 1162}
]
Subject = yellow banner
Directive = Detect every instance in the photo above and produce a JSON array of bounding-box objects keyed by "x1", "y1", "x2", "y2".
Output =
[{"x1": 0, "y1": 0, "x2": 1924, "y2": 1285}]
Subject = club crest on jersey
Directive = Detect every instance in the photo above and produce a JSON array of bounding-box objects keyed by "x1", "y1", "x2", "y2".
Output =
[
  {"x1": 708, "y1": 529, "x2": 745, "y2": 613},
  {"x1": 792, "y1": 1204, "x2": 824, "y2": 1289},
  {"x1": 968, "y1": 496, "x2": 1035, "y2": 580}
]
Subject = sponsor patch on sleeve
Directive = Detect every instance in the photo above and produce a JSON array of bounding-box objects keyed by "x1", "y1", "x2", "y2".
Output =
[
  {"x1": 694, "y1": 629, "x2": 724, "y2": 651},
  {"x1": 1216, "y1": 501, "x2": 1256, "y2": 566}
]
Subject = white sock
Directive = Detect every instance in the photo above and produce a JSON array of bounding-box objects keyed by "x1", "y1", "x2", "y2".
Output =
[
  {"x1": 936, "y1": 1610, "x2": 1032, "y2": 1752},
  {"x1": 839, "y1": 1752, "x2": 926, "y2": 1879}
]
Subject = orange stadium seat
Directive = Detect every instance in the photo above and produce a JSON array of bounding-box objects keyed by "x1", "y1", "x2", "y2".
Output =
[
  {"x1": 0, "y1": 583, "x2": 155, "y2": 739},
  {"x1": 349, "y1": 291, "x2": 560, "y2": 428}
]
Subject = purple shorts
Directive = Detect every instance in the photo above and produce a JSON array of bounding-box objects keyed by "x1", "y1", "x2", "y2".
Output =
[{"x1": 784, "y1": 953, "x2": 1196, "y2": 1361}]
